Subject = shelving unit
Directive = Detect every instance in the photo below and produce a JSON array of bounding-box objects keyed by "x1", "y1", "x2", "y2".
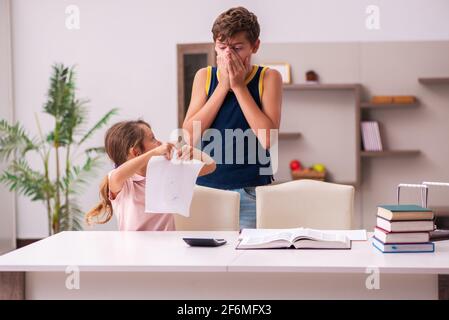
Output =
[
  {"x1": 281, "y1": 82, "x2": 422, "y2": 184},
  {"x1": 360, "y1": 93, "x2": 421, "y2": 161},
  {"x1": 418, "y1": 77, "x2": 449, "y2": 85},
  {"x1": 279, "y1": 132, "x2": 302, "y2": 139},
  {"x1": 361, "y1": 150, "x2": 421, "y2": 158},
  {"x1": 281, "y1": 82, "x2": 362, "y2": 185},
  {"x1": 360, "y1": 102, "x2": 418, "y2": 109},
  {"x1": 283, "y1": 83, "x2": 361, "y2": 91}
]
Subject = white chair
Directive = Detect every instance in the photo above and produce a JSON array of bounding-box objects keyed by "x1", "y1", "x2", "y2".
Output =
[
  {"x1": 256, "y1": 179, "x2": 354, "y2": 229},
  {"x1": 174, "y1": 185, "x2": 240, "y2": 231}
]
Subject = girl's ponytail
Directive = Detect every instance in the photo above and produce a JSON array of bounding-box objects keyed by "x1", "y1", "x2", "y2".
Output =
[{"x1": 85, "y1": 176, "x2": 113, "y2": 225}]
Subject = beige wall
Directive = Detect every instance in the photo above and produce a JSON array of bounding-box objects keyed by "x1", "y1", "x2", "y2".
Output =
[
  {"x1": 9, "y1": 0, "x2": 449, "y2": 237},
  {"x1": 253, "y1": 41, "x2": 449, "y2": 228}
]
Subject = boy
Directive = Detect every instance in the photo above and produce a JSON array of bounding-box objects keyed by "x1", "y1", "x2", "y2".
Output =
[{"x1": 182, "y1": 7, "x2": 282, "y2": 228}]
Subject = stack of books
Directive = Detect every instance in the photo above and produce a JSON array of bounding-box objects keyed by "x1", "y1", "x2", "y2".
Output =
[
  {"x1": 373, "y1": 205, "x2": 435, "y2": 253},
  {"x1": 361, "y1": 121, "x2": 383, "y2": 151}
]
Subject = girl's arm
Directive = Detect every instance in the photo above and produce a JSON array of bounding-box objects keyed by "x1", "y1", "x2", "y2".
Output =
[
  {"x1": 177, "y1": 145, "x2": 216, "y2": 177},
  {"x1": 109, "y1": 143, "x2": 174, "y2": 195}
]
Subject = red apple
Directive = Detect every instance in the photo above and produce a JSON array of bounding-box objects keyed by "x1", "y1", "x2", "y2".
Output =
[{"x1": 290, "y1": 159, "x2": 302, "y2": 171}]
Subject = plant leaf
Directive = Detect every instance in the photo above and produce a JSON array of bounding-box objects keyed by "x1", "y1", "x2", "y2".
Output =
[
  {"x1": 0, "y1": 159, "x2": 53, "y2": 201},
  {"x1": 59, "y1": 199, "x2": 85, "y2": 231},
  {"x1": 0, "y1": 119, "x2": 39, "y2": 161},
  {"x1": 78, "y1": 108, "x2": 118, "y2": 145}
]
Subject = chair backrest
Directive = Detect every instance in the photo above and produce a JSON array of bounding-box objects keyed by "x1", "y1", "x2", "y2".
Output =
[
  {"x1": 174, "y1": 185, "x2": 240, "y2": 231},
  {"x1": 256, "y1": 179, "x2": 354, "y2": 229}
]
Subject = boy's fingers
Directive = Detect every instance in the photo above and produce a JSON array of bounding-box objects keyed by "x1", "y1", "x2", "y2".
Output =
[
  {"x1": 227, "y1": 59, "x2": 235, "y2": 76},
  {"x1": 230, "y1": 50, "x2": 244, "y2": 70}
]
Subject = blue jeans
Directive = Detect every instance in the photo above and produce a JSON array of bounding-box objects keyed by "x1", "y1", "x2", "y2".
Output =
[{"x1": 231, "y1": 187, "x2": 257, "y2": 229}]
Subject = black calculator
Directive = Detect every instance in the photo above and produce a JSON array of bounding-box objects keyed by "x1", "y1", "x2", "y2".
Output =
[{"x1": 183, "y1": 238, "x2": 227, "y2": 247}]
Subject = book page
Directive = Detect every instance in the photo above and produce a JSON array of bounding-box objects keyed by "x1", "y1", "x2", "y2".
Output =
[
  {"x1": 296, "y1": 229, "x2": 348, "y2": 243},
  {"x1": 239, "y1": 232, "x2": 293, "y2": 248},
  {"x1": 144, "y1": 155, "x2": 204, "y2": 217},
  {"x1": 239, "y1": 228, "x2": 367, "y2": 241}
]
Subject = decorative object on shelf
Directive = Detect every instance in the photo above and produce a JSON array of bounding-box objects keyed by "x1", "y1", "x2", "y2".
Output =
[
  {"x1": 361, "y1": 121, "x2": 383, "y2": 151},
  {"x1": 289, "y1": 159, "x2": 303, "y2": 171},
  {"x1": 311, "y1": 163, "x2": 326, "y2": 173},
  {"x1": 371, "y1": 96, "x2": 393, "y2": 104},
  {"x1": 370, "y1": 95, "x2": 416, "y2": 104},
  {"x1": 392, "y1": 96, "x2": 416, "y2": 104},
  {"x1": 290, "y1": 160, "x2": 326, "y2": 181},
  {"x1": 305, "y1": 70, "x2": 319, "y2": 84},
  {"x1": 263, "y1": 62, "x2": 291, "y2": 84}
]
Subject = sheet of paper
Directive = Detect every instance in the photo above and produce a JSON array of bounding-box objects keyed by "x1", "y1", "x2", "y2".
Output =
[
  {"x1": 239, "y1": 228, "x2": 367, "y2": 241},
  {"x1": 145, "y1": 156, "x2": 204, "y2": 217}
]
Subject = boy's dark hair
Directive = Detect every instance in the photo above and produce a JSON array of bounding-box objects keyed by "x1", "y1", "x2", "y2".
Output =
[{"x1": 211, "y1": 7, "x2": 260, "y2": 45}]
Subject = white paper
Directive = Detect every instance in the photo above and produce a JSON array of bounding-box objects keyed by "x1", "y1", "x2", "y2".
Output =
[
  {"x1": 145, "y1": 155, "x2": 205, "y2": 217},
  {"x1": 239, "y1": 228, "x2": 367, "y2": 241}
]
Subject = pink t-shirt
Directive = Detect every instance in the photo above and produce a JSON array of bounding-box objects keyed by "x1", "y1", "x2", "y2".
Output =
[{"x1": 108, "y1": 170, "x2": 175, "y2": 231}]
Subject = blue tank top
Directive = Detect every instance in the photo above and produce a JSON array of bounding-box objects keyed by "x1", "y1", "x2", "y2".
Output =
[{"x1": 196, "y1": 65, "x2": 274, "y2": 190}]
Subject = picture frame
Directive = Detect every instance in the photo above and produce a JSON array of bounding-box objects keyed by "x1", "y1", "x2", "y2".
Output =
[{"x1": 262, "y1": 62, "x2": 291, "y2": 84}]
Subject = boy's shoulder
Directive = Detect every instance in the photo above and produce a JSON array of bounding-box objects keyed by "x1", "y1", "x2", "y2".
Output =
[
  {"x1": 263, "y1": 67, "x2": 282, "y2": 78},
  {"x1": 261, "y1": 67, "x2": 283, "y2": 85},
  {"x1": 196, "y1": 67, "x2": 209, "y2": 76}
]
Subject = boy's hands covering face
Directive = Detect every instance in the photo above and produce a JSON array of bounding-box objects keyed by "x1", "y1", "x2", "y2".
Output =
[
  {"x1": 227, "y1": 49, "x2": 252, "y2": 90},
  {"x1": 217, "y1": 53, "x2": 231, "y2": 90}
]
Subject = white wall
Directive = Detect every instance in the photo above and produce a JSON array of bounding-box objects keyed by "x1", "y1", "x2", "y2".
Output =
[
  {"x1": 0, "y1": 0, "x2": 16, "y2": 252},
  {"x1": 10, "y1": 0, "x2": 449, "y2": 238}
]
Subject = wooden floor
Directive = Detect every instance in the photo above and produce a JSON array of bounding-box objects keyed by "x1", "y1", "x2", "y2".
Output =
[{"x1": 0, "y1": 272, "x2": 24, "y2": 300}]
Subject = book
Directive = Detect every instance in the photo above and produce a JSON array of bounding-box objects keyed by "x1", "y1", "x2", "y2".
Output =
[
  {"x1": 374, "y1": 227, "x2": 430, "y2": 244},
  {"x1": 361, "y1": 121, "x2": 382, "y2": 151},
  {"x1": 372, "y1": 121, "x2": 383, "y2": 151},
  {"x1": 377, "y1": 205, "x2": 434, "y2": 221},
  {"x1": 372, "y1": 237, "x2": 435, "y2": 253},
  {"x1": 361, "y1": 121, "x2": 374, "y2": 151},
  {"x1": 376, "y1": 216, "x2": 435, "y2": 232},
  {"x1": 236, "y1": 228, "x2": 351, "y2": 250}
]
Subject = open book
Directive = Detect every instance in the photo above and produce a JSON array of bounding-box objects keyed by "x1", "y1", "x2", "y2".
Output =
[{"x1": 237, "y1": 228, "x2": 352, "y2": 249}]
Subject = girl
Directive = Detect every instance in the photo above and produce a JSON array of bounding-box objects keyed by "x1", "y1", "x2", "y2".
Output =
[{"x1": 85, "y1": 120, "x2": 216, "y2": 231}]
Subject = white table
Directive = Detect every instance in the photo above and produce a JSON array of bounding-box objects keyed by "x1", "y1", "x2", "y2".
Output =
[{"x1": 0, "y1": 231, "x2": 448, "y2": 299}]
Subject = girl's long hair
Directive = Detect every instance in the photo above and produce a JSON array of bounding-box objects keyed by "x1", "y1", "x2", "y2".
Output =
[{"x1": 85, "y1": 120, "x2": 151, "y2": 225}]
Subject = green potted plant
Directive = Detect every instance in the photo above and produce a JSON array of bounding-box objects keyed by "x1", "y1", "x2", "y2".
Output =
[{"x1": 0, "y1": 63, "x2": 117, "y2": 235}]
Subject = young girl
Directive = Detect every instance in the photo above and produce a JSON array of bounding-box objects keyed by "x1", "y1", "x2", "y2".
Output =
[{"x1": 85, "y1": 120, "x2": 216, "y2": 231}]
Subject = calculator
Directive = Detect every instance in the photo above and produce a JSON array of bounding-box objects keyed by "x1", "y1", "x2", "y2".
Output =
[{"x1": 183, "y1": 238, "x2": 227, "y2": 247}]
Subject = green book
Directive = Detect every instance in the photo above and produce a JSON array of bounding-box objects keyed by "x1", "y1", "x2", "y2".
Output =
[{"x1": 377, "y1": 204, "x2": 434, "y2": 221}]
